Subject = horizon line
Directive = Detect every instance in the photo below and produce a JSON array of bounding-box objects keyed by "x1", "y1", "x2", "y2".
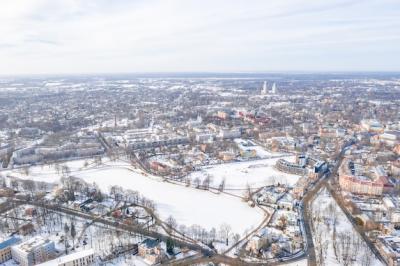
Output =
[{"x1": 2, "y1": 70, "x2": 400, "y2": 78}]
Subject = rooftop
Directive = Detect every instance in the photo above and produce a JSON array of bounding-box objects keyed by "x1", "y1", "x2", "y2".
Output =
[
  {"x1": 0, "y1": 236, "x2": 21, "y2": 250},
  {"x1": 36, "y1": 249, "x2": 94, "y2": 266}
]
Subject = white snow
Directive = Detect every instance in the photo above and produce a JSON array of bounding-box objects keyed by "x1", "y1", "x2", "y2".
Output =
[
  {"x1": 5, "y1": 159, "x2": 265, "y2": 235},
  {"x1": 188, "y1": 156, "x2": 299, "y2": 191},
  {"x1": 311, "y1": 188, "x2": 384, "y2": 266}
]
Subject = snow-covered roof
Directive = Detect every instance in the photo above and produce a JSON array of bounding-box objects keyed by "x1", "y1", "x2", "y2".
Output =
[{"x1": 36, "y1": 249, "x2": 94, "y2": 266}]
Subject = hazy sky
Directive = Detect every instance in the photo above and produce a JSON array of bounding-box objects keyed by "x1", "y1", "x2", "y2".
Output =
[{"x1": 1, "y1": 0, "x2": 400, "y2": 74}]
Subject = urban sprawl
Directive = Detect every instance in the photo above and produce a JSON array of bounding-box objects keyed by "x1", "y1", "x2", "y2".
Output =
[{"x1": 0, "y1": 74, "x2": 400, "y2": 266}]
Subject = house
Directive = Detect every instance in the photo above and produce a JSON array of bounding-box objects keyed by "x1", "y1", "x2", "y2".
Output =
[
  {"x1": 218, "y1": 151, "x2": 235, "y2": 161},
  {"x1": 138, "y1": 238, "x2": 165, "y2": 265},
  {"x1": 25, "y1": 207, "x2": 37, "y2": 216}
]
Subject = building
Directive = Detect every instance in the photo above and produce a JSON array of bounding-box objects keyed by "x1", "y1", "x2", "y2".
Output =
[
  {"x1": 11, "y1": 237, "x2": 55, "y2": 266},
  {"x1": 216, "y1": 110, "x2": 230, "y2": 120},
  {"x1": 0, "y1": 237, "x2": 20, "y2": 263},
  {"x1": 138, "y1": 238, "x2": 165, "y2": 265},
  {"x1": 218, "y1": 128, "x2": 241, "y2": 139},
  {"x1": 379, "y1": 131, "x2": 400, "y2": 146},
  {"x1": 260, "y1": 81, "x2": 269, "y2": 95},
  {"x1": 36, "y1": 249, "x2": 95, "y2": 266},
  {"x1": 360, "y1": 119, "x2": 384, "y2": 133},
  {"x1": 276, "y1": 158, "x2": 307, "y2": 176},
  {"x1": 338, "y1": 159, "x2": 393, "y2": 196},
  {"x1": 271, "y1": 82, "x2": 277, "y2": 94},
  {"x1": 275, "y1": 154, "x2": 327, "y2": 179},
  {"x1": 218, "y1": 151, "x2": 235, "y2": 161},
  {"x1": 128, "y1": 134, "x2": 189, "y2": 150},
  {"x1": 195, "y1": 133, "x2": 215, "y2": 143},
  {"x1": 376, "y1": 236, "x2": 400, "y2": 266}
]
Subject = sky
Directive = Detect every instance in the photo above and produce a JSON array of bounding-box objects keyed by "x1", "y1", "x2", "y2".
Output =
[{"x1": 1, "y1": 0, "x2": 400, "y2": 75}]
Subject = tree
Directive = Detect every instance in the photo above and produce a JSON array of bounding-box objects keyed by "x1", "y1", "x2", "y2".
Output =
[
  {"x1": 166, "y1": 215, "x2": 177, "y2": 234},
  {"x1": 0, "y1": 175, "x2": 6, "y2": 188},
  {"x1": 243, "y1": 183, "x2": 252, "y2": 201},
  {"x1": 61, "y1": 165, "x2": 70, "y2": 177},
  {"x1": 70, "y1": 222, "x2": 76, "y2": 250},
  {"x1": 110, "y1": 185, "x2": 123, "y2": 201},
  {"x1": 218, "y1": 178, "x2": 225, "y2": 192},
  {"x1": 233, "y1": 233, "x2": 241, "y2": 251},
  {"x1": 10, "y1": 179, "x2": 19, "y2": 190},
  {"x1": 202, "y1": 176, "x2": 211, "y2": 190},
  {"x1": 166, "y1": 238, "x2": 174, "y2": 254},
  {"x1": 193, "y1": 177, "x2": 201, "y2": 189},
  {"x1": 219, "y1": 223, "x2": 232, "y2": 246},
  {"x1": 278, "y1": 215, "x2": 288, "y2": 230},
  {"x1": 207, "y1": 227, "x2": 215, "y2": 240},
  {"x1": 22, "y1": 166, "x2": 30, "y2": 176},
  {"x1": 64, "y1": 223, "x2": 70, "y2": 254},
  {"x1": 21, "y1": 179, "x2": 36, "y2": 196},
  {"x1": 185, "y1": 177, "x2": 191, "y2": 187}
]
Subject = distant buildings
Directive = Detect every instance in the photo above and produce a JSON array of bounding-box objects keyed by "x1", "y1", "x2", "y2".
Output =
[
  {"x1": 12, "y1": 135, "x2": 104, "y2": 165},
  {"x1": 261, "y1": 81, "x2": 268, "y2": 95},
  {"x1": 218, "y1": 128, "x2": 241, "y2": 139},
  {"x1": 271, "y1": 83, "x2": 277, "y2": 94},
  {"x1": 360, "y1": 119, "x2": 384, "y2": 133},
  {"x1": 125, "y1": 128, "x2": 189, "y2": 150},
  {"x1": 379, "y1": 131, "x2": 400, "y2": 146},
  {"x1": 260, "y1": 81, "x2": 277, "y2": 95}
]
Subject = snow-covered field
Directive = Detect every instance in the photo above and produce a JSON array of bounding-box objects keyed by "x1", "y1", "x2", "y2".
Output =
[
  {"x1": 4, "y1": 159, "x2": 265, "y2": 235},
  {"x1": 311, "y1": 188, "x2": 383, "y2": 266},
  {"x1": 188, "y1": 156, "x2": 299, "y2": 191}
]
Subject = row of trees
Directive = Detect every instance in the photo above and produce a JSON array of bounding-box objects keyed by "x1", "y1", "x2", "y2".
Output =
[{"x1": 311, "y1": 191, "x2": 373, "y2": 266}]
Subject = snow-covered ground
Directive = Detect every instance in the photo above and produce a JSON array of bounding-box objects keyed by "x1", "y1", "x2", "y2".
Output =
[
  {"x1": 188, "y1": 156, "x2": 299, "y2": 191},
  {"x1": 283, "y1": 258, "x2": 308, "y2": 266},
  {"x1": 4, "y1": 159, "x2": 264, "y2": 236},
  {"x1": 311, "y1": 188, "x2": 383, "y2": 266}
]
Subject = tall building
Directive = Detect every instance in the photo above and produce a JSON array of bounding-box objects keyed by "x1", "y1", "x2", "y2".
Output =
[
  {"x1": 261, "y1": 81, "x2": 268, "y2": 95},
  {"x1": 271, "y1": 82, "x2": 277, "y2": 94}
]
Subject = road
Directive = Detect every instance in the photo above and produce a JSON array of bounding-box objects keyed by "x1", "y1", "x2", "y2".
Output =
[
  {"x1": 326, "y1": 182, "x2": 386, "y2": 263},
  {"x1": 301, "y1": 142, "x2": 352, "y2": 266}
]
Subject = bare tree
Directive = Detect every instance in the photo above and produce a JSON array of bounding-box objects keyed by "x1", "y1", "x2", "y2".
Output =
[
  {"x1": 70, "y1": 222, "x2": 76, "y2": 250},
  {"x1": 219, "y1": 223, "x2": 232, "y2": 246},
  {"x1": 218, "y1": 178, "x2": 226, "y2": 192},
  {"x1": 193, "y1": 177, "x2": 201, "y2": 189},
  {"x1": 166, "y1": 215, "x2": 177, "y2": 233}
]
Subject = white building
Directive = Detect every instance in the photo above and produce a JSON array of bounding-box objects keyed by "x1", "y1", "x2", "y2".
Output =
[
  {"x1": 11, "y1": 237, "x2": 55, "y2": 266},
  {"x1": 218, "y1": 128, "x2": 241, "y2": 139},
  {"x1": 36, "y1": 249, "x2": 95, "y2": 266},
  {"x1": 261, "y1": 81, "x2": 268, "y2": 95},
  {"x1": 271, "y1": 82, "x2": 277, "y2": 94}
]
